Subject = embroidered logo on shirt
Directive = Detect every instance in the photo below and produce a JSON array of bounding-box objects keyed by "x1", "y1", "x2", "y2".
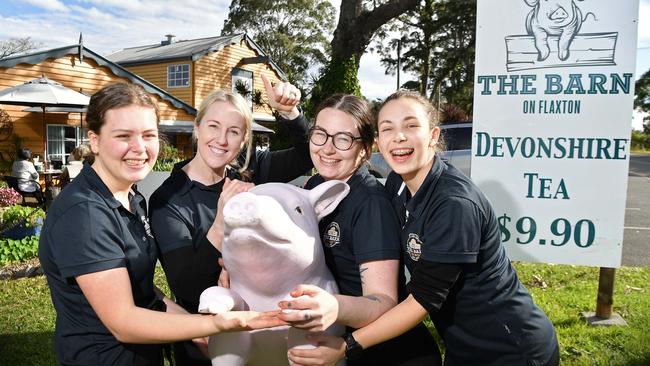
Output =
[
  {"x1": 406, "y1": 233, "x2": 422, "y2": 261},
  {"x1": 323, "y1": 222, "x2": 341, "y2": 248}
]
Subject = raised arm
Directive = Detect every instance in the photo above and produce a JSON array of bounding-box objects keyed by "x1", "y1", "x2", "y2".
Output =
[{"x1": 253, "y1": 75, "x2": 312, "y2": 184}]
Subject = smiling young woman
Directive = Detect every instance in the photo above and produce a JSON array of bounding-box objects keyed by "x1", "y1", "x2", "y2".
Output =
[
  {"x1": 282, "y1": 94, "x2": 442, "y2": 366},
  {"x1": 38, "y1": 83, "x2": 286, "y2": 366},
  {"x1": 148, "y1": 75, "x2": 314, "y2": 365},
  {"x1": 347, "y1": 90, "x2": 559, "y2": 366}
]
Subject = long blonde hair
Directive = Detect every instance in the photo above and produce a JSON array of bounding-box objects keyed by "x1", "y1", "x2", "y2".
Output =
[{"x1": 194, "y1": 90, "x2": 253, "y2": 176}]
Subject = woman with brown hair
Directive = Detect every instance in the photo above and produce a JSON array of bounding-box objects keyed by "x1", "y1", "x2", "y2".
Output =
[
  {"x1": 279, "y1": 94, "x2": 441, "y2": 366},
  {"x1": 39, "y1": 82, "x2": 285, "y2": 366}
]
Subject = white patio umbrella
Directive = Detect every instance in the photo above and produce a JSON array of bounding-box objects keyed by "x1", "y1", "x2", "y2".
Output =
[
  {"x1": 23, "y1": 106, "x2": 88, "y2": 133},
  {"x1": 0, "y1": 76, "x2": 90, "y2": 158}
]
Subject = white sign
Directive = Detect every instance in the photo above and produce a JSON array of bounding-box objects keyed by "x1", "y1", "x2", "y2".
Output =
[{"x1": 471, "y1": 0, "x2": 640, "y2": 267}]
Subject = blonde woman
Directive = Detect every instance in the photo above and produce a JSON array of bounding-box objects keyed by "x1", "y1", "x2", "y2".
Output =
[{"x1": 149, "y1": 75, "x2": 311, "y2": 365}]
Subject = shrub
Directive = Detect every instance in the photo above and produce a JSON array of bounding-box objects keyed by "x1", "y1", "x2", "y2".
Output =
[
  {"x1": 631, "y1": 130, "x2": 650, "y2": 151},
  {"x1": 0, "y1": 235, "x2": 39, "y2": 265},
  {"x1": 1, "y1": 205, "x2": 46, "y2": 231},
  {"x1": 154, "y1": 142, "x2": 183, "y2": 171},
  {"x1": 307, "y1": 55, "x2": 362, "y2": 118},
  {"x1": 0, "y1": 187, "x2": 21, "y2": 207}
]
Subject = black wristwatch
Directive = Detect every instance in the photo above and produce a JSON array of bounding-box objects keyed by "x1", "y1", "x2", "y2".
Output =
[{"x1": 342, "y1": 332, "x2": 363, "y2": 360}]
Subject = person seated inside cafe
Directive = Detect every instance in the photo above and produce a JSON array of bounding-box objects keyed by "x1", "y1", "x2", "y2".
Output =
[
  {"x1": 11, "y1": 147, "x2": 46, "y2": 202},
  {"x1": 58, "y1": 144, "x2": 93, "y2": 188}
]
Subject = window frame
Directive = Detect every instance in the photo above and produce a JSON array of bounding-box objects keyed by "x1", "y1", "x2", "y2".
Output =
[
  {"x1": 231, "y1": 68, "x2": 254, "y2": 109},
  {"x1": 46, "y1": 124, "x2": 88, "y2": 163},
  {"x1": 167, "y1": 64, "x2": 190, "y2": 89}
]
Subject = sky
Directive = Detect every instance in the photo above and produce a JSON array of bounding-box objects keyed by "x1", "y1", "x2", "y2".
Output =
[{"x1": 0, "y1": 0, "x2": 648, "y2": 128}]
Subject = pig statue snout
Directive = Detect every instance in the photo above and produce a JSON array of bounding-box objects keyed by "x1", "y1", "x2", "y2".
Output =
[{"x1": 223, "y1": 192, "x2": 261, "y2": 229}]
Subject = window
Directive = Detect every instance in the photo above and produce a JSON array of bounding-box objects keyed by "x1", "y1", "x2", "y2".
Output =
[
  {"x1": 167, "y1": 64, "x2": 190, "y2": 88},
  {"x1": 47, "y1": 125, "x2": 88, "y2": 165},
  {"x1": 232, "y1": 68, "x2": 253, "y2": 109}
]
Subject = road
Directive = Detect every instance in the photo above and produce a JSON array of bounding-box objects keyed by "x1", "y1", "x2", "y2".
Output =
[{"x1": 622, "y1": 153, "x2": 650, "y2": 267}]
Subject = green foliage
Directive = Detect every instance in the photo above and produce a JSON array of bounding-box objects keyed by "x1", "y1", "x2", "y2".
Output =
[
  {"x1": 375, "y1": 0, "x2": 476, "y2": 116},
  {"x1": 513, "y1": 263, "x2": 650, "y2": 365},
  {"x1": 222, "y1": 0, "x2": 336, "y2": 88},
  {"x1": 307, "y1": 56, "x2": 362, "y2": 117},
  {"x1": 0, "y1": 134, "x2": 24, "y2": 174},
  {"x1": 0, "y1": 275, "x2": 57, "y2": 365},
  {"x1": 2, "y1": 264, "x2": 650, "y2": 364},
  {"x1": 634, "y1": 69, "x2": 650, "y2": 134},
  {"x1": 1, "y1": 205, "x2": 45, "y2": 230},
  {"x1": 153, "y1": 142, "x2": 183, "y2": 172},
  {"x1": 0, "y1": 235, "x2": 39, "y2": 266},
  {"x1": 631, "y1": 131, "x2": 650, "y2": 152}
]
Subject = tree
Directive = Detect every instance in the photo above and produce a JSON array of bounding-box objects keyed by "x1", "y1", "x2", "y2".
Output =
[
  {"x1": 309, "y1": 0, "x2": 420, "y2": 113},
  {"x1": 0, "y1": 37, "x2": 39, "y2": 59},
  {"x1": 634, "y1": 69, "x2": 650, "y2": 134},
  {"x1": 375, "y1": 0, "x2": 476, "y2": 117},
  {"x1": 222, "y1": 0, "x2": 336, "y2": 89}
]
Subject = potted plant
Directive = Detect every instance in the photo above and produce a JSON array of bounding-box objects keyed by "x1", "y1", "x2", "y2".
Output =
[{"x1": 0, "y1": 204, "x2": 46, "y2": 240}]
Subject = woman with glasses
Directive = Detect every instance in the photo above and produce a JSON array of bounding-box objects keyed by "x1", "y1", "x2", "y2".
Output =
[
  {"x1": 278, "y1": 94, "x2": 441, "y2": 366},
  {"x1": 148, "y1": 75, "x2": 312, "y2": 365},
  {"x1": 289, "y1": 90, "x2": 559, "y2": 366}
]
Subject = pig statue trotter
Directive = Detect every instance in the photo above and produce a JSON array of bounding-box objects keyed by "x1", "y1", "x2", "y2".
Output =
[
  {"x1": 525, "y1": 0, "x2": 594, "y2": 61},
  {"x1": 199, "y1": 181, "x2": 349, "y2": 366}
]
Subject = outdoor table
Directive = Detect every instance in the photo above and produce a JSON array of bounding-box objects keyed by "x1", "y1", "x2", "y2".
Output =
[
  {"x1": 39, "y1": 169, "x2": 62, "y2": 209},
  {"x1": 39, "y1": 169, "x2": 62, "y2": 188}
]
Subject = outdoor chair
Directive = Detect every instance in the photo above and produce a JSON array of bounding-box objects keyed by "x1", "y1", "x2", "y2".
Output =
[{"x1": 3, "y1": 175, "x2": 46, "y2": 209}]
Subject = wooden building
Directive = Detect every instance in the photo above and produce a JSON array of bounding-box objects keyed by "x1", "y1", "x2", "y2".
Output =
[
  {"x1": 0, "y1": 44, "x2": 196, "y2": 169},
  {"x1": 0, "y1": 34, "x2": 286, "y2": 168},
  {"x1": 108, "y1": 33, "x2": 287, "y2": 146}
]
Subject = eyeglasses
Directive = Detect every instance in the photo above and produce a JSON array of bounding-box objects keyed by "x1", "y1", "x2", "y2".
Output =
[{"x1": 309, "y1": 127, "x2": 362, "y2": 151}]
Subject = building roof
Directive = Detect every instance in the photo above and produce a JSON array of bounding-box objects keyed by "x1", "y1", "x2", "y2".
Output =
[
  {"x1": 107, "y1": 33, "x2": 287, "y2": 80},
  {"x1": 0, "y1": 44, "x2": 197, "y2": 115}
]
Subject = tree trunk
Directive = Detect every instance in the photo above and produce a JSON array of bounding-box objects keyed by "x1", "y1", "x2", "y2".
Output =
[{"x1": 331, "y1": 0, "x2": 420, "y2": 69}]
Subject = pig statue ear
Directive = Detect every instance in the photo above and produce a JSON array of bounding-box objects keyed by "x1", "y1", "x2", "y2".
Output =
[{"x1": 308, "y1": 180, "x2": 350, "y2": 221}]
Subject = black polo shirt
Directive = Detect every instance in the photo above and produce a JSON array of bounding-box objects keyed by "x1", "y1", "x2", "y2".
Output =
[
  {"x1": 306, "y1": 166, "x2": 442, "y2": 366},
  {"x1": 39, "y1": 164, "x2": 162, "y2": 366},
  {"x1": 149, "y1": 113, "x2": 313, "y2": 315},
  {"x1": 305, "y1": 166, "x2": 403, "y2": 296},
  {"x1": 385, "y1": 157, "x2": 557, "y2": 366}
]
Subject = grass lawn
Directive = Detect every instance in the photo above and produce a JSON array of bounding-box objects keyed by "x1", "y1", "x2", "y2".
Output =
[{"x1": 1, "y1": 263, "x2": 649, "y2": 365}]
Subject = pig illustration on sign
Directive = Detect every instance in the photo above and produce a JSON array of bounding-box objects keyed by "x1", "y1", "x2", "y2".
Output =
[
  {"x1": 198, "y1": 181, "x2": 349, "y2": 366},
  {"x1": 525, "y1": 0, "x2": 594, "y2": 61}
]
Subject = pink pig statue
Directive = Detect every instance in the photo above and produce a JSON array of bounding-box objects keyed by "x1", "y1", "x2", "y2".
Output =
[{"x1": 199, "y1": 180, "x2": 349, "y2": 366}]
